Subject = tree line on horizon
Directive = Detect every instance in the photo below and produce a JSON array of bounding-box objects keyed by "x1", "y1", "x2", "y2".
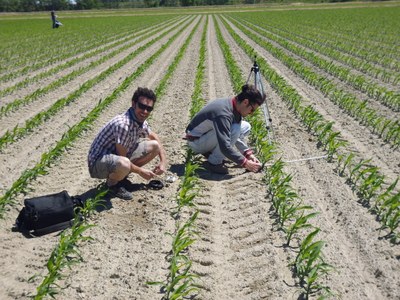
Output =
[{"x1": 0, "y1": 0, "x2": 360, "y2": 12}]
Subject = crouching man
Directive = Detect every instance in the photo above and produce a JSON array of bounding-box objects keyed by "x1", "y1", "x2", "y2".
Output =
[
  {"x1": 88, "y1": 87, "x2": 167, "y2": 200},
  {"x1": 185, "y1": 84, "x2": 264, "y2": 175}
]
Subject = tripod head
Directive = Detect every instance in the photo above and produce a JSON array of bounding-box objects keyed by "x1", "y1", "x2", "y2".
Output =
[{"x1": 251, "y1": 59, "x2": 260, "y2": 75}]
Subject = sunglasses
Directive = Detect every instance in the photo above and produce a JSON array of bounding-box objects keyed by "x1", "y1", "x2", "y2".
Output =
[
  {"x1": 248, "y1": 102, "x2": 256, "y2": 113},
  {"x1": 136, "y1": 101, "x2": 154, "y2": 112}
]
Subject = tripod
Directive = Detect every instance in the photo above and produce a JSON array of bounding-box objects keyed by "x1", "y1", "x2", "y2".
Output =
[{"x1": 246, "y1": 58, "x2": 274, "y2": 143}]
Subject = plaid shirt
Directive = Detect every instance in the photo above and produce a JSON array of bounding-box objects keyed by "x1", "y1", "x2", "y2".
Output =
[{"x1": 88, "y1": 108, "x2": 150, "y2": 168}]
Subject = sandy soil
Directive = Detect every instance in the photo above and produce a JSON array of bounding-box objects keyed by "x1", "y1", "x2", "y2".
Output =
[{"x1": 0, "y1": 13, "x2": 399, "y2": 300}]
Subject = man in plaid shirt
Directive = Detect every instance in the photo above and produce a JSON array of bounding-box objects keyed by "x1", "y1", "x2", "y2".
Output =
[{"x1": 88, "y1": 87, "x2": 167, "y2": 200}]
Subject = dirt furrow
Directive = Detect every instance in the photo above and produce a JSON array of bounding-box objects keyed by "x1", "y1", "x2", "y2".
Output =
[
  {"x1": 0, "y1": 17, "x2": 190, "y2": 137},
  {"x1": 222, "y1": 17, "x2": 400, "y2": 184},
  {"x1": 217, "y1": 15, "x2": 400, "y2": 300},
  {"x1": 0, "y1": 27, "x2": 140, "y2": 91},
  {"x1": 188, "y1": 17, "x2": 294, "y2": 299},
  {"x1": 0, "y1": 15, "x2": 202, "y2": 300},
  {"x1": 0, "y1": 18, "x2": 181, "y2": 108},
  {"x1": 1, "y1": 10, "x2": 399, "y2": 300},
  {"x1": 0, "y1": 17, "x2": 195, "y2": 194},
  {"x1": 203, "y1": 17, "x2": 233, "y2": 101}
]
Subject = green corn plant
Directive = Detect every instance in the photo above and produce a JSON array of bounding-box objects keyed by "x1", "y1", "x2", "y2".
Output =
[
  {"x1": 322, "y1": 131, "x2": 341, "y2": 151},
  {"x1": 173, "y1": 161, "x2": 201, "y2": 218},
  {"x1": 301, "y1": 106, "x2": 323, "y2": 132},
  {"x1": 316, "y1": 121, "x2": 334, "y2": 147},
  {"x1": 379, "y1": 192, "x2": 400, "y2": 235},
  {"x1": 31, "y1": 191, "x2": 106, "y2": 299},
  {"x1": 270, "y1": 174, "x2": 293, "y2": 211},
  {"x1": 358, "y1": 171, "x2": 385, "y2": 206},
  {"x1": 379, "y1": 119, "x2": 392, "y2": 137},
  {"x1": 277, "y1": 191, "x2": 300, "y2": 227},
  {"x1": 264, "y1": 159, "x2": 285, "y2": 187},
  {"x1": 285, "y1": 209, "x2": 318, "y2": 247},
  {"x1": 326, "y1": 136, "x2": 347, "y2": 162},
  {"x1": 293, "y1": 228, "x2": 320, "y2": 278},
  {"x1": 348, "y1": 158, "x2": 371, "y2": 183},
  {"x1": 148, "y1": 212, "x2": 200, "y2": 300},
  {"x1": 372, "y1": 178, "x2": 398, "y2": 215},
  {"x1": 336, "y1": 152, "x2": 355, "y2": 177},
  {"x1": 302, "y1": 260, "x2": 334, "y2": 300},
  {"x1": 353, "y1": 166, "x2": 378, "y2": 187},
  {"x1": 292, "y1": 228, "x2": 333, "y2": 299},
  {"x1": 386, "y1": 121, "x2": 400, "y2": 145}
]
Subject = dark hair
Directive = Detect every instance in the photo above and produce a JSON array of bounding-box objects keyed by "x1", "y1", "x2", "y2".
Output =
[
  {"x1": 236, "y1": 84, "x2": 265, "y2": 105},
  {"x1": 132, "y1": 87, "x2": 157, "y2": 103}
]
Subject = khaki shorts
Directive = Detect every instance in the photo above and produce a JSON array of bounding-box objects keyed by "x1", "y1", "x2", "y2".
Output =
[{"x1": 89, "y1": 141, "x2": 149, "y2": 179}]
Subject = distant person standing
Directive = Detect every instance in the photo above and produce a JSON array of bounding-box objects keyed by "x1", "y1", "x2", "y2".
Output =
[{"x1": 51, "y1": 11, "x2": 62, "y2": 29}]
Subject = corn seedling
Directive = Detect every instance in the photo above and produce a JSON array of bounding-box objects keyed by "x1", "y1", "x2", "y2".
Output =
[
  {"x1": 148, "y1": 212, "x2": 200, "y2": 300},
  {"x1": 372, "y1": 178, "x2": 398, "y2": 215},
  {"x1": 148, "y1": 17, "x2": 206, "y2": 299},
  {"x1": 173, "y1": 161, "x2": 201, "y2": 218},
  {"x1": 293, "y1": 229, "x2": 334, "y2": 299},
  {"x1": 31, "y1": 191, "x2": 106, "y2": 299},
  {"x1": 217, "y1": 16, "x2": 335, "y2": 298},
  {"x1": 285, "y1": 209, "x2": 319, "y2": 247},
  {"x1": 0, "y1": 16, "x2": 194, "y2": 219}
]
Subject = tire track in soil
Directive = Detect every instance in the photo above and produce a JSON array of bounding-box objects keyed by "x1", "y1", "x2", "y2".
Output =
[
  {"x1": 0, "y1": 12, "x2": 398, "y2": 300},
  {"x1": 57, "y1": 15, "x2": 204, "y2": 300},
  {"x1": 0, "y1": 16, "x2": 200, "y2": 300},
  {"x1": 217, "y1": 15, "x2": 400, "y2": 300},
  {"x1": 203, "y1": 17, "x2": 233, "y2": 101},
  {"x1": 0, "y1": 16, "x2": 195, "y2": 193},
  {"x1": 189, "y1": 16, "x2": 294, "y2": 300}
]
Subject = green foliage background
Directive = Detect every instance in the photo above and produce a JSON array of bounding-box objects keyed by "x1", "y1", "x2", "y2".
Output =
[{"x1": 0, "y1": 0, "x2": 389, "y2": 12}]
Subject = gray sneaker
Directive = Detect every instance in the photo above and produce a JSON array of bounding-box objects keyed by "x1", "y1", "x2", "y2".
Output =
[
  {"x1": 109, "y1": 184, "x2": 133, "y2": 200},
  {"x1": 204, "y1": 162, "x2": 229, "y2": 175}
]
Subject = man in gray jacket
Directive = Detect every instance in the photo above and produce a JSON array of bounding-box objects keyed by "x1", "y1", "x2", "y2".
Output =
[{"x1": 185, "y1": 84, "x2": 264, "y2": 174}]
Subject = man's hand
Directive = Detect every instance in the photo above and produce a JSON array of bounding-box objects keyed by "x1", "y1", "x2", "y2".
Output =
[
  {"x1": 243, "y1": 159, "x2": 262, "y2": 173},
  {"x1": 247, "y1": 154, "x2": 260, "y2": 164},
  {"x1": 153, "y1": 163, "x2": 166, "y2": 175},
  {"x1": 138, "y1": 168, "x2": 156, "y2": 180},
  {"x1": 244, "y1": 149, "x2": 260, "y2": 164}
]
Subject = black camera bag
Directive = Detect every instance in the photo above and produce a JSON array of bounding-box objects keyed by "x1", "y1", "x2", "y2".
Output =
[{"x1": 14, "y1": 190, "x2": 83, "y2": 236}]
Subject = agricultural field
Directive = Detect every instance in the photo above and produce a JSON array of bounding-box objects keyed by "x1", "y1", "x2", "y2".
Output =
[{"x1": 0, "y1": 2, "x2": 399, "y2": 299}]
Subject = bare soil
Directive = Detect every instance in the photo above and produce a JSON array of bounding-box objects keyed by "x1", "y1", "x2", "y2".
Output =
[{"x1": 0, "y1": 13, "x2": 399, "y2": 300}]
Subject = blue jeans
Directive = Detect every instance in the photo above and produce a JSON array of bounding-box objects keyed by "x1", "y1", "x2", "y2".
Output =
[{"x1": 188, "y1": 121, "x2": 251, "y2": 165}]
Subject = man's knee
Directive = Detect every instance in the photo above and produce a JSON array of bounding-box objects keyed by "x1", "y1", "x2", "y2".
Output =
[
  {"x1": 147, "y1": 140, "x2": 160, "y2": 155},
  {"x1": 115, "y1": 156, "x2": 131, "y2": 174},
  {"x1": 241, "y1": 121, "x2": 251, "y2": 137}
]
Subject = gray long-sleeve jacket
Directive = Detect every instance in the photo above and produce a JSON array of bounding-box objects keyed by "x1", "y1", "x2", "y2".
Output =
[{"x1": 186, "y1": 97, "x2": 247, "y2": 165}]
